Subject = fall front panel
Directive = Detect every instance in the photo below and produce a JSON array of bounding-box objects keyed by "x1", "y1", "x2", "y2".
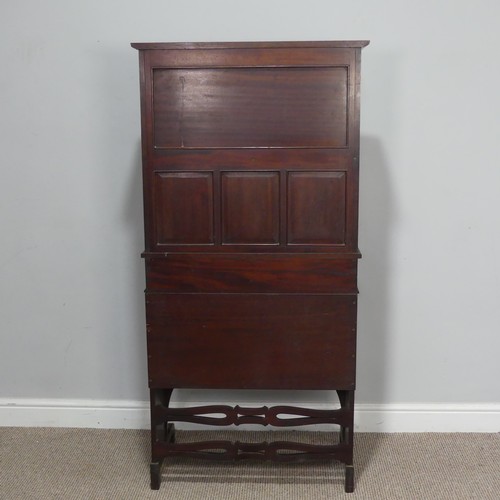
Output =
[{"x1": 146, "y1": 293, "x2": 357, "y2": 390}]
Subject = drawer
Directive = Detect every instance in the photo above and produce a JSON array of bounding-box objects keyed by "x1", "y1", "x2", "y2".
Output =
[
  {"x1": 145, "y1": 293, "x2": 357, "y2": 390},
  {"x1": 145, "y1": 254, "x2": 358, "y2": 293}
]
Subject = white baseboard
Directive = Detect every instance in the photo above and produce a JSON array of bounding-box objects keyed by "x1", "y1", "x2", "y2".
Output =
[
  {"x1": 0, "y1": 399, "x2": 150, "y2": 430},
  {"x1": 355, "y1": 403, "x2": 500, "y2": 432},
  {"x1": 1, "y1": 398, "x2": 499, "y2": 432}
]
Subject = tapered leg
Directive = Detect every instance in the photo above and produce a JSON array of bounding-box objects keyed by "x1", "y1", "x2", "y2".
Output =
[
  {"x1": 150, "y1": 388, "x2": 174, "y2": 490},
  {"x1": 165, "y1": 422, "x2": 176, "y2": 443},
  {"x1": 345, "y1": 464, "x2": 354, "y2": 493},
  {"x1": 337, "y1": 390, "x2": 355, "y2": 493},
  {"x1": 339, "y1": 425, "x2": 346, "y2": 444},
  {"x1": 150, "y1": 461, "x2": 163, "y2": 490}
]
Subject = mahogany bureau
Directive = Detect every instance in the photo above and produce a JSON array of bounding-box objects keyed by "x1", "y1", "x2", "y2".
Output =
[{"x1": 131, "y1": 40, "x2": 369, "y2": 493}]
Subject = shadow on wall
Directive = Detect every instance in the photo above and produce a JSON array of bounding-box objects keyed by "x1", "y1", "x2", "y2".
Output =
[
  {"x1": 357, "y1": 136, "x2": 394, "y2": 406},
  {"x1": 125, "y1": 141, "x2": 149, "y2": 399},
  {"x1": 92, "y1": 44, "x2": 149, "y2": 400}
]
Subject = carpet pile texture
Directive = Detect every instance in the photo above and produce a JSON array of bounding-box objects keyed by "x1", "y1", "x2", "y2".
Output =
[{"x1": 1, "y1": 428, "x2": 498, "y2": 499}]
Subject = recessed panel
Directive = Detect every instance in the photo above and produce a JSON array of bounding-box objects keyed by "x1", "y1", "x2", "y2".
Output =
[
  {"x1": 154, "y1": 172, "x2": 214, "y2": 245},
  {"x1": 153, "y1": 67, "x2": 348, "y2": 148},
  {"x1": 222, "y1": 172, "x2": 279, "y2": 244},
  {"x1": 287, "y1": 172, "x2": 346, "y2": 245}
]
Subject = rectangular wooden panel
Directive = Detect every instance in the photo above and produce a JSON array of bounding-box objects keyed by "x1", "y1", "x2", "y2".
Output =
[
  {"x1": 287, "y1": 171, "x2": 346, "y2": 245},
  {"x1": 153, "y1": 172, "x2": 214, "y2": 245},
  {"x1": 221, "y1": 172, "x2": 279, "y2": 245},
  {"x1": 152, "y1": 67, "x2": 348, "y2": 149},
  {"x1": 146, "y1": 294, "x2": 357, "y2": 390},
  {"x1": 146, "y1": 254, "x2": 358, "y2": 293}
]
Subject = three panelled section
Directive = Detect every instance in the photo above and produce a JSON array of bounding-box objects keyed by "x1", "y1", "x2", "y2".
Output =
[
  {"x1": 152, "y1": 169, "x2": 348, "y2": 247},
  {"x1": 135, "y1": 43, "x2": 363, "y2": 391}
]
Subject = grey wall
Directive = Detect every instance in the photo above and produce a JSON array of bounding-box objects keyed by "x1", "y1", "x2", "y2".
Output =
[{"x1": 1, "y1": 0, "x2": 499, "y2": 405}]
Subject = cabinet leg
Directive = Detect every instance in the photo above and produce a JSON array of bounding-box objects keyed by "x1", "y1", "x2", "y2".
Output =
[
  {"x1": 339, "y1": 426, "x2": 346, "y2": 444},
  {"x1": 165, "y1": 422, "x2": 176, "y2": 443},
  {"x1": 345, "y1": 464, "x2": 354, "y2": 493},
  {"x1": 150, "y1": 460, "x2": 163, "y2": 490}
]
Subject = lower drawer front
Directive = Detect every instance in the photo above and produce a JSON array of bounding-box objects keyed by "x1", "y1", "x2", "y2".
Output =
[{"x1": 146, "y1": 294, "x2": 356, "y2": 390}]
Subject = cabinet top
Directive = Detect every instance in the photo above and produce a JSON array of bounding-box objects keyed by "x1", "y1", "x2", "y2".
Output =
[{"x1": 131, "y1": 40, "x2": 369, "y2": 50}]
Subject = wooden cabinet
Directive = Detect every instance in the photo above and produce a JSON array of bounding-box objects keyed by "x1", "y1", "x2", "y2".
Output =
[{"x1": 132, "y1": 40, "x2": 369, "y2": 493}]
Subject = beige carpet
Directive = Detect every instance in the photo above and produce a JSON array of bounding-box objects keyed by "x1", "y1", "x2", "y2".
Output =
[{"x1": 0, "y1": 428, "x2": 499, "y2": 499}]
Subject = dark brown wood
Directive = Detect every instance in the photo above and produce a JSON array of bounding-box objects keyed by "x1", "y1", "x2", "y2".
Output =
[
  {"x1": 221, "y1": 172, "x2": 280, "y2": 245},
  {"x1": 287, "y1": 171, "x2": 347, "y2": 245},
  {"x1": 150, "y1": 462, "x2": 161, "y2": 490},
  {"x1": 146, "y1": 294, "x2": 356, "y2": 390},
  {"x1": 154, "y1": 404, "x2": 350, "y2": 427},
  {"x1": 133, "y1": 40, "x2": 368, "y2": 493},
  {"x1": 345, "y1": 465, "x2": 355, "y2": 493},
  {"x1": 153, "y1": 171, "x2": 214, "y2": 245},
  {"x1": 152, "y1": 67, "x2": 348, "y2": 149},
  {"x1": 145, "y1": 254, "x2": 358, "y2": 293},
  {"x1": 131, "y1": 41, "x2": 370, "y2": 50}
]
